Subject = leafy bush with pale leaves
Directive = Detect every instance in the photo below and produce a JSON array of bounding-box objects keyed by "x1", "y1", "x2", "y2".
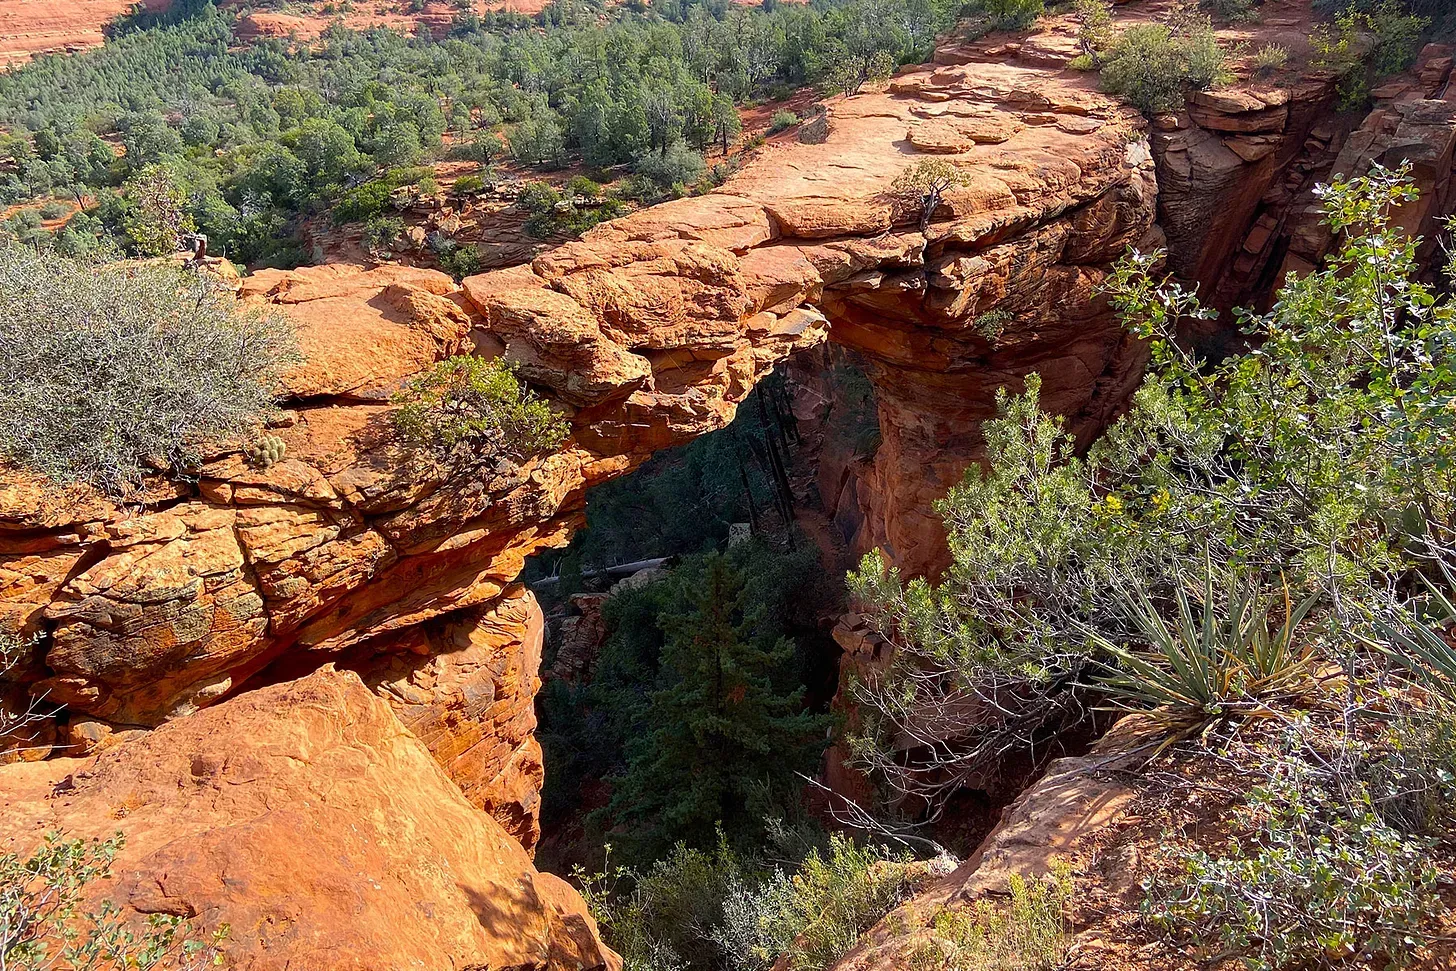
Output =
[
  {"x1": 850, "y1": 164, "x2": 1456, "y2": 816},
  {"x1": 767, "y1": 111, "x2": 799, "y2": 134},
  {"x1": 0, "y1": 246, "x2": 296, "y2": 498},
  {"x1": 391, "y1": 356, "x2": 567, "y2": 468},
  {"x1": 1147, "y1": 731, "x2": 1446, "y2": 971},
  {"x1": 1099, "y1": 15, "x2": 1229, "y2": 114},
  {"x1": 1, "y1": 831, "x2": 229, "y2": 971}
]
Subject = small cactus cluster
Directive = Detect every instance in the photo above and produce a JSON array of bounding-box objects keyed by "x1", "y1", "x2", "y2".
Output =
[{"x1": 246, "y1": 434, "x2": 286, "y2": 469}]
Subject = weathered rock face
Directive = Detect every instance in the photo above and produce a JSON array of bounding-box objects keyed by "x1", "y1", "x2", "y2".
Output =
[
  {"x1": 351, "y1": 585, "x2": 550, "y2": 851},
  {"x1": 0, "y1": 668, "x2": 618, "y2": 971},
  {"x1": 0, "y1": 255, "x2": 822, "y2": 726},
  {"x1": 0, "y1": 0, "x2": 170, "y2": 64},
  {"x1": 0, "y1": 249, "x2": 822, "y2": 960},
  {"x1": 458, "y1": 47, "x2": 1159, "y2": 576},
  {"x1": 1272, "y1": 45, "x2": 1456, "y2": 289},
  {"x1": 1152, "y1": 36, "x2": 1456, "y2": 315}
]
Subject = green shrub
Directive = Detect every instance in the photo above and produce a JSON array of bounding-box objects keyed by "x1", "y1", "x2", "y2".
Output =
[
  {"x1": 633, "y1": 143, "x2": 706, "y2": 191},
  {"x1": 579, "y1": 832, "x2": 918, "y2": 971},
  {"x1": 452, "y1": 174, "x2": 486, "y2": 196},
  {"x1": 910, "y1": 862, "x2": 1073, "y2": 971},
  {"x1": 516, "y1": 180, "x2": 623, "y2": 239},
  {"x1": 516, "y1": 179, "x2": 560, "y2": 214},
  {"x1": 565, "y1": 175, "x2": 603, "y2": 199},
  {"x1": 437, "y1": 241, "x2": 484, "y2": 281},
  {"x1": 37, "y1": 200, "x2": 69, "y2": 221},
  {"x1": 703, "y1": 158, "x2": 741, "y2": 190},
  {"x1": 714, "y1": 835, "x2": 922, "y2": 971},
  {"x1": 967, "y1": 0, "x2": 1044, "y2": 32},
  {"x1": 0, "y1": 246, "x2": 295, "y2": 497},
  {"x1": 1201, "y1": 0, "x2": 1257, "y2": 22},
  {"x1": 518, "y1": 182, "x2": 565, "y2": 238},
  {"x1": 1100, "y1": 16, "x2": 1229, "y2": 114},
  {"x1": 332, "y1": 180, "x2": 393, "y2": 224},
  {"x1": 7, "y1": 209, "x2": 42, "y2": 232},
  {"x1": 450, "y1": 130, "x2": 503, "y2": 163},
  {"x1": 973, "y1": 308, "x2": 1012, "y2": 341},
  {"x1": 391, "y1": 356, "x2": 566, "y2": 468},
  {"x1": 510, "y1": 115, "x2": 566, "y2": 168},
  {"x1": 849, "y1": 165, "x2": 1456, "y2": 817},
  {"x1": 1, "y1": 831, "x2": 229, "y2": 971},
  {"x1": 1312, "y1": 2, "x2": 1427, "y2": 110},
  {"x1": 578, "y1": 840, "x2": 745, "y2": 971},
  {"x1": 1365, "y1": 0, "x2": 1429, "y2": 76},
  {"x1": 1147, "y1": 735, "x2": 1446, "y2": 970},
  {"x1": 767, "y1": 110, "x2": 799, "y2": 134},
  {"x1": 362, "y1": 214, "x2": 404, "y2": 252},
  {"x1": 1250, "y1": 43, "x2": 1290, "y2": 77},
  {"x1": 121, "y1": 165, "x2": 195, "y2": 257}
]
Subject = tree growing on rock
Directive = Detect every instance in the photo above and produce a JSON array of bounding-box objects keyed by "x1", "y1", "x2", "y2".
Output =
[
  {"x1": 391, "y1": 356, "x2": 568, "y2": 470},
  {"x1": 121, "y1": 165, "x2": 195, "y2": 257},
  {"x1": 826, "y1": 46, "x2": 897, "y2": 97},
  {"x1": 892, "y1": 159, "x2": 977, "y2": 235},
  {"x1": 710, "y1": 94, "x2": 742, "y2": 156}
]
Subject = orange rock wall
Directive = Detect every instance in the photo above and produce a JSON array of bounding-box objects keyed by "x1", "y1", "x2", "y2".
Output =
[
  {"x1": 0, "y1": 0, "x2": 169, "y2": 64},
  {"x1": 0, "y1": 669, "x2": 618, "y2": 970}
]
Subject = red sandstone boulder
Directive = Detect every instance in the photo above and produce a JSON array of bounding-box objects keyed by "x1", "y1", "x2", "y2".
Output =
[{"x1": 0, "y1": 667, "x2": 619, "y2": 971}]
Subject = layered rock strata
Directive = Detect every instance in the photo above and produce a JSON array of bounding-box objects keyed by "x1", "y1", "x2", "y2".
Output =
[{"x1": 466, "y1": 57, "x2": 1159, "y2": 576}]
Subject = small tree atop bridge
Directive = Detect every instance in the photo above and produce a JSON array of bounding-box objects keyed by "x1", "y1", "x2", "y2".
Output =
[{"x1": 892, "y1": 159, "x2": 977, "y2": 235}]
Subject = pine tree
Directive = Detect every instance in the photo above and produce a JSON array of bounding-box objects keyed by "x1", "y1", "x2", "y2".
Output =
[{"x1": 607, "y1": 552, "x2": 829, "y2": 863}]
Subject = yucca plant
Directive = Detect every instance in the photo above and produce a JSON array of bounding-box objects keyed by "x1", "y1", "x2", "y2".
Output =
[
  {"x1": 1085, "y1": 557, "x2": 1322, "y2": 737},
  {"x1": 1370, "y1": 567, "x2": 1456, "y2": 707}
]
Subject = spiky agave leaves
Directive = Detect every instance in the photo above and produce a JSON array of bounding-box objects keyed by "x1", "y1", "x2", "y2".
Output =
[
  {"x1": 1368, "y1": 562, "x2": 1456, "y2": 708},
  {"x1": 1083, "y1": 551, "x2": 1323, "y2": 741}
]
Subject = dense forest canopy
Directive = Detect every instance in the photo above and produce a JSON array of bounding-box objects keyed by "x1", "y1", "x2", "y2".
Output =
[{"x1": 0, "y1": 0, "x2": 959, "y2": 264}]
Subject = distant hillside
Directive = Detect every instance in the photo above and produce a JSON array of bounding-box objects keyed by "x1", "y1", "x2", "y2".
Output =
[
  {"x1": 0, "y1": 0, "x2": 170, "y2": 64},
  {"x1": 0, "y1": 0, "x2": 553, "y2": 64}
]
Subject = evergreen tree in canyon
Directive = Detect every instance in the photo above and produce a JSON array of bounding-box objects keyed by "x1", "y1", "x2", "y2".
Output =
[{"x1": 608, "y1": 552, "x2": 829, "y2": 862}]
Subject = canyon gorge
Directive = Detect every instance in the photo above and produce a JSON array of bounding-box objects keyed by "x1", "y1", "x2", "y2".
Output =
[{"x1": 1, "y1": 0, "x2": 1455, "y2": 967}]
